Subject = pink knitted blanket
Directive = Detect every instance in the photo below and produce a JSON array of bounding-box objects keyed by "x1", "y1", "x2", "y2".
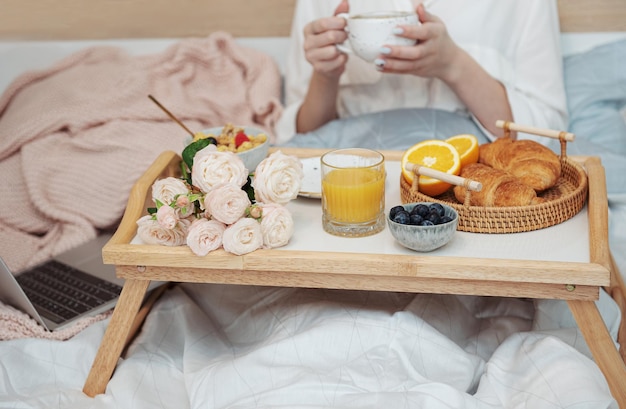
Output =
[
  {"x1": 0, "y1": 301, "x2": 111, "y2": 341},
  {"x1": 0, "y1": 32, "x2": 282, "y2": 338},
  {"x1": 0, "y1": 32, "x2": 282, "y2": 272}
]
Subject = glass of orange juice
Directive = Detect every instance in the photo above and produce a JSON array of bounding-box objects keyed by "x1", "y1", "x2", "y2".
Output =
[{"x1": 321, "y1": 148, "x2": 386, "y2": 237}]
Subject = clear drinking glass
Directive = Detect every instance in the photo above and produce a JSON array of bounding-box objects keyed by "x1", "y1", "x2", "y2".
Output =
[{"x1": 321, "y1": 148, "x2": 386, "y2": 237}]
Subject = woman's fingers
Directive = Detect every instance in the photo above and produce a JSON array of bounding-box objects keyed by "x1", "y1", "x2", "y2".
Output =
[
  {"x1": 377, "y1": 57, "x2": 424, "y2": 74},
  {"x1": 304, "y1": 27, "x2": 347, "y2": 55},
  {"x1": 376, "y1": 45, "x2": 428, "y2": 73},
  {"x1": 306, "y1": 16, "x2": 346, "y2": 36},
  {"x1": 307, "y1": 43, "x2": 345, "y2": 63},
  {"x1": 375, "y1": 5, "x2": 455, "y2": 76},
  {"x1": 416, "y1": 3, "x2": 437, "y2": 24},
  {"x1": 303, "y1": 22, "x2": 348, "y2": 77},
  {"x1": 302, "y1": 2, "x2": 349, "y2": 77},
  {"x1": 334, "y1": 0, "x2": 349, "y2": 16}
]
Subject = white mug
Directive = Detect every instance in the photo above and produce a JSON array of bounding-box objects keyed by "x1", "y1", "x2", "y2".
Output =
[{"x1": 336, "y1": 11, "x2": 419, "y2": 63}]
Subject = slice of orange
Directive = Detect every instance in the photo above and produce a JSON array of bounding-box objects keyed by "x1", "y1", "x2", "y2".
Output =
[
  {"x1": 401, "y1": 140, "x2": 461, "y2": 197},
  {"x1": 446, "y1": 134, "x2": 479, "y2": 168}
]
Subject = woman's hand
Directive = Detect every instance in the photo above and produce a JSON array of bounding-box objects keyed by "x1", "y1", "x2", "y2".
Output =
[
  {"x1": 302, "y1": 0, "x2": 350, "y2": 80},
  {"x1": 375, "y1": 5, "x2": 462, "y2": 82},
  {"x1": 296, "y1": 0, "x2": 351, "y2": 134},
  {"x1": 375, "y1": 4, "x2": 514, "y2": 137}
]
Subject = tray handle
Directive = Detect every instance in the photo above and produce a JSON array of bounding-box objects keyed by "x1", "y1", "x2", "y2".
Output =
[
  {"x1": 404, "y1": 163, "x2": 482, "y2": 207},
  {"x1": 496, "y1": 120, "x2": 575, "y2": 160}
]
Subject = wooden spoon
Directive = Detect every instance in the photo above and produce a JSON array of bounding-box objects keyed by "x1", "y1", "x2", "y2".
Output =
[{"x1": 148, "y1": 94, "x2": 195, "y2": 138}]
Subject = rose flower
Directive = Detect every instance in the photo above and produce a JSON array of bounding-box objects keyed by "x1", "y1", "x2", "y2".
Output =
[
  {"x1": 258, "y1": 202, "x2": 294, "y2": 249},
  {"x1": 136, "y1": 215, "x2": 190, "y2": 247},
  {"x1": 222, "y1": 218, "x2": 263, "y2": 255},
  {"x1": 191, "y1": 145, "x2": 248, "y2": 193},
  {"x1": 186, "y1": 218, "x2": 227, "y2": 256},
  {"x1": 204, "y1": 183, "x2": 251, "y2": 225},
  {"x1": 156, "y1": 204, "x2": 179, "y2": 230},
  {"x1": 252, "y1": 150, "x2": 304, "y2": 205},
  {"x1": 152, "y1": 177, "x2": 195, "y2": 217}
]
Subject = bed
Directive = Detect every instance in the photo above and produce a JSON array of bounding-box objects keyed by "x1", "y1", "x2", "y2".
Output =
[{"x1": 1, "y1": 1, "x2": 626, "y2": 408}]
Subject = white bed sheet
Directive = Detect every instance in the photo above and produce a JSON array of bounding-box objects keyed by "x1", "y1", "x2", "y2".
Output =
[
  {"x1": 0, "y1": 34, "x2": 625, "y2": 409},
  {"x1": 1, "y1": 285, "x2": 620, "y2": 409}
]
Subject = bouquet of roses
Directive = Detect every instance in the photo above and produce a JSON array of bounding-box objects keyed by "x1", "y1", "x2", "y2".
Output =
[{"x1": 136, "y1": 139, "x2": 304, "y2": 256}]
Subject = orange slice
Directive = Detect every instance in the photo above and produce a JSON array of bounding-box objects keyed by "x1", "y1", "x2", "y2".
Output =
[
  {"x1": 446, "y1": 134, "x2": 479, "y2": 168},
  {"x1": 401, "y1": 140, "x2": 461, "y2": 197}
]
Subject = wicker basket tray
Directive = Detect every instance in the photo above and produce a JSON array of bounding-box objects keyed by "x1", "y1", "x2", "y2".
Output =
[{"x1": 400, "y1": 122, "x2": 589, "y2": 234}]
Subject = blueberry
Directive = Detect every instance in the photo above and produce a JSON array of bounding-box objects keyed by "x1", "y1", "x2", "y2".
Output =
[
  {"x1": 426, "y1": 210, "x2": 440, "y2": 224},
  {"x1": 409, "y1": 214, "x2": 424, "y2": 225},
  {"x1": 440, "y1": 215, "x2": 453, "y2": 224},
  {"x1": 429, "y1": 203, "x2": 445, "y2": 217},
  {"x1": 392, "y1": 210, "x2": 410, "y2": 225},
  {"x1": 420, "y1": 220, "x2": 435, "y2": 226},
  {"x1": 412, "y1": 204, "x2": 430, "y2": 217},
  {"x1": 389, "y1": 205, "x2": 405, "y2": 220}
]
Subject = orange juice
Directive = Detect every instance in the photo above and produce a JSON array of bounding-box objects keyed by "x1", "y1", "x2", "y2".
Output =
[
  {"x1": 322, "y1": 167, "x2": 385, "y2": 223},
  {"x1": 321, "y1": 148, "x2": 386, "y2": 237}
]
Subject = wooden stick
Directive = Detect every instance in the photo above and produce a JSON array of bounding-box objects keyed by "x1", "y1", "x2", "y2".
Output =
[
  {"x1": 496, "y1": 120, "x2": 575, "y2": 141},
  {"x1": 148, "y1": 94, "x2": 195, "y2": 138},
  {"x1": 404, "y1": 163, "x2": 482, "y2": 191},
  {"x1": 83, "y1": 278, "x2": 150, "y2": 397},
  {"x1": 609, "y1": 253, "x2": 626, "y2": 362},
  {"x1": 122, "y1": 282, "x2": 174, "y2": 357},
  {"x1": 568, "y1": 300, "x2": 626, "y2": 404}
]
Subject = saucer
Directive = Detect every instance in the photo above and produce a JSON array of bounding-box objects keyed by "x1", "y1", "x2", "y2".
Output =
[{"x1": 298, "y1": 157, "x2": 321, "y2": 199}]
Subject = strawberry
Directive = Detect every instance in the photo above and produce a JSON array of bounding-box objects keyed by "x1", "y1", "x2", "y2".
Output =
[{"x1": 234, "y1": 131, "x2": 250, "y2": 148}]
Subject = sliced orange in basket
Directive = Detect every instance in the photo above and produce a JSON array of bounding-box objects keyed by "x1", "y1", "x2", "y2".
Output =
[
  {"x1": 446, "y1": 134, "x2": 479, "y2": 168},
  {"x1": 401, "y1": 140, "x2": 461, "y2": 197}
]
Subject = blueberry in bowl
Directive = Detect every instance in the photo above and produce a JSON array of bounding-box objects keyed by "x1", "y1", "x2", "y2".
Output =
[{"x1": 388, "y1": 202, "x2": 458, "y2": 252}]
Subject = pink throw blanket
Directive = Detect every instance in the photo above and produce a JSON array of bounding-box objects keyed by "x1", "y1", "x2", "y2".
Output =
[
  {"x1": 0, "y1": 302, "x2": 111, "y2": 341},
  {"x1": 0, "y1": 32, "x2": 283, "y2": 274}
]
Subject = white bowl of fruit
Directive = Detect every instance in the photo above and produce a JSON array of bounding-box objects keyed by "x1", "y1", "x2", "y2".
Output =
[
  {"x1": 193, "y1": 124, "x2": 269, "y2": 171},
  {"x1": 387, "y1": 202, "x2": 458, "y2": 252}
]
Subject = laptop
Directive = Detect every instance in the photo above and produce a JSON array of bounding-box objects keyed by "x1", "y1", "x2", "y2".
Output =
[{"x1": 0, "y1": 234, "x2": 162, "y2": 331}]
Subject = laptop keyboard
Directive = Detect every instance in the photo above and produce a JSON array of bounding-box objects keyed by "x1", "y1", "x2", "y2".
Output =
[{"x1": 16, "y1": 260, "x2": 122, "y2": 324}]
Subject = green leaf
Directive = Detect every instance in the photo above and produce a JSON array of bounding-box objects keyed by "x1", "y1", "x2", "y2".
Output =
[
  {"x1": 188, "y1": 193, "x2": 204, "y2": 203},
  {"x1": 180, "y1": 160, "x2": 191, "y2": 185},
  {"x1": 181, "y1": 138, "x2": 214, "y2": 174},
  {"x1": 242, "y1": 176, "x2": 256, "y2": 203}
]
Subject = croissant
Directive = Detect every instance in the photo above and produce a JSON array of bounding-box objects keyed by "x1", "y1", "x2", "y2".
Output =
[
  {"x1": 479, "y1": 137, "x2": 561, "y2": 192},
  {"x1": 454, "y1": 163, "x2": 544, "y2": 207}
]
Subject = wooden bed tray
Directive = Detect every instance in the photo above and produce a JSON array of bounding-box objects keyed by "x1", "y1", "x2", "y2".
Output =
[
  {"x1": 80, "y1": 148, "x2": 626, "y2": 406},
  {"x1": 2, "y1": 0, "x2": 624, "y2": 405}
]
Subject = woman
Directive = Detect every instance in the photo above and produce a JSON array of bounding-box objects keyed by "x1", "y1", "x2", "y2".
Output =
[{"x1": 275, "y1": 0, "x2": 567, "y2": 147}]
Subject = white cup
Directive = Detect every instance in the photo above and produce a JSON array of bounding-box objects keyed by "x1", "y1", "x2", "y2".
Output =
[{"x1": 336, "y1": 11, "x2": 419, "y2": 62}]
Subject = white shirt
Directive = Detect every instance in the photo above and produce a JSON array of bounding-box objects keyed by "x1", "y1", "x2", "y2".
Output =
[{"x1": 275, "y1": 0, "x2": 568, "y2": 144}]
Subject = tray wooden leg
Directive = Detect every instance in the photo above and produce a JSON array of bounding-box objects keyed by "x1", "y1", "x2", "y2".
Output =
[
  {"x1": 608, "y1": 253, "x2": 626, "y2": 362},
  {"x1": 83, "y1": 278, "x2": 150, "y2": 397},
  {"x1": 568, "y1": 300, "x2": 626, "y2": 407}
]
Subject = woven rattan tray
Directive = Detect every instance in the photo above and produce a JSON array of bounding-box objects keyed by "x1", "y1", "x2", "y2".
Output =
[{"x1": 400, "y1": 121, "x2": 589, "y2": 233}]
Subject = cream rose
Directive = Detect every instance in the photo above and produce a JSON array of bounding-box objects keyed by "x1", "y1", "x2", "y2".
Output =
[
  {"x1": 252, "y1": 150, "x2": 304, "y2": 204},
  {"x1": 192, "y1": 146, "x2": 248, "y2": 193},
  {"x1": 204, "y1": 183, "x2": 251, "y2": 225},
  {"x1": 136, "y1": 215, "x2": 190, "y2": 247},
  {"x1": 222, "y1": 218, "x2": 263, "y2": 255},
  {"x1": 186, "y1": 218, "x2": 227, "y2": 256},
  {"x1": 259, "y1": 202, "x2": 294, "y2": 249},
  {"x1": 152, "y1": 177, "x2": 195, "y2": 216},
  {"x1": 156, "y1": 204, "x2": 179, "y2": 230}
]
